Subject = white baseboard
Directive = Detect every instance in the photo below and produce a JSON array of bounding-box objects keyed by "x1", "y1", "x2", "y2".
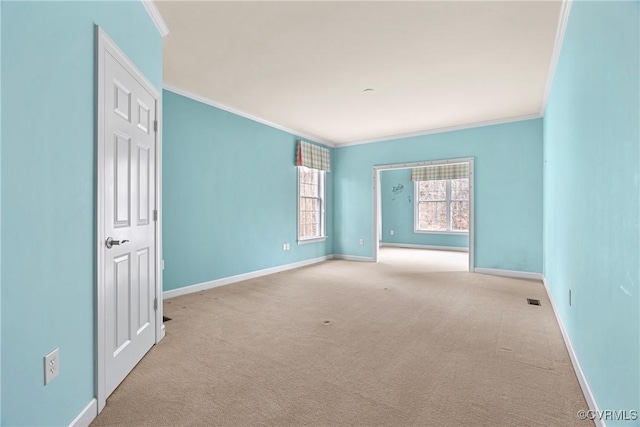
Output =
[
  {"x1": 380, "y1": 242, "x2": 468, "y2": 252},
  {"x1": 474, "y1": 267, "x2": 543, "y2": 281},
  {"x1": 69, "y1": 398, "x2": 97, "y2": 427},
  {"x1": 164, "y1": 255, "x2": 334, "y2": 299},
  {"x1": 542, "y1": 278, "x2": 604, "y2": 427},
  {"x1": 332, "y1": 254, "x2": 374, "y2": 262}
]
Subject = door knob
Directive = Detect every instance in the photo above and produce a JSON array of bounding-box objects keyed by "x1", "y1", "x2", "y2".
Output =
[{"x1": 106, "y1": 237, "x2": 130, "y2": 249}]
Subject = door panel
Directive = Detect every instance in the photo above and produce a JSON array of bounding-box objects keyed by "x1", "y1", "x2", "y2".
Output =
[
  {"x1": 114, "y1": 133, "x2": 131, "y2": 227},
  {"x1": 103, "y1": 50, "x2": 156, "y2": 397},
  {"x1": 137, "y1": 247, "x2": 151, "y2": 333},
  {"x1": 138, "y1": 145, "x2": 150, "y2": 225},
  {"x1": 113, "y1": 253, "x2": 131, "y2": 354},
  {"x1": 137, "y1": 100, "x2": 151, "y2": 134}
]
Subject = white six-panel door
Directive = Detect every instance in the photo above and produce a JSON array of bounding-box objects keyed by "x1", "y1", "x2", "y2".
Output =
[{"x1": 97, "y1": 28, "x2": 159, "y2": 405}]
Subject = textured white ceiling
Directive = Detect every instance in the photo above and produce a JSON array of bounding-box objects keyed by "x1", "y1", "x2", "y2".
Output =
[{"x1": 158, "y1": 1, "x2": 562, "y2": 145}]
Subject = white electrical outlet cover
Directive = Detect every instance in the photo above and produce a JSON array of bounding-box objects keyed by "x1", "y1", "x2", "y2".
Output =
[{"x1": 44, "y1": 348, "x2": 60, "y2": 385}]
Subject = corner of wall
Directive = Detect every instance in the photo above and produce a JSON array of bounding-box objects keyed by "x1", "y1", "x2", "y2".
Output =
[
  {"x1": 0, "y1": 0, "x2": 4, "y2": 420},
  {"x1": 161, "y1": 90, "x2": 335, "y2": 293}
]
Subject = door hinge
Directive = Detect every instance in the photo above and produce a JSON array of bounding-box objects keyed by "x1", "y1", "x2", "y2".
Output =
[
  {"x1": 154, "y1": 298, "x2": 158, "y2": 311},
  {"x1": 154, "y1": 120, "x2": 158, "y2": 132},
  {"x1": 153, "y1": 209, "x2": 158, "y2": 221}
]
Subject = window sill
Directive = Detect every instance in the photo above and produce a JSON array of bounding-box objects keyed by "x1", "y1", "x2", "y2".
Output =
[
  {"x1": 413, "y1": 230, "x2": 469, "y2": 236},
  {"x1": 297, "y1": 237, "x2": 327, "y2": 245}
]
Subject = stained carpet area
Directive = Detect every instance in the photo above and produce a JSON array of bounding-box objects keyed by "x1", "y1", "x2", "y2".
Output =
[{"x1": 92, "y1": 248, "x2": 592, "y2": 426}]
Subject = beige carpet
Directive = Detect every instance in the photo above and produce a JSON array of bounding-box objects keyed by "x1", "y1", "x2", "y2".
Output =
[{"x1": 92, "y1": 248, "x2": 592, "y2": 427}]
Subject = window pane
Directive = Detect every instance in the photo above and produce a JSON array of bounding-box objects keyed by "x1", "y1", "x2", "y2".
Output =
[
  {"x1": 423, "y1": 202, "x2": 434, "y2": 224},
  {"x1": 299, "y1": 167, "x2": 319, "y2": 185},
  {"x1": 299, "y1": 196, "x2": 320, "y2": 238},
  {"x1": 300, "y1": 183, "x2": 310, "y2": 197},
  {"x1": 426, "y1": 180, "x2": 446, "y2": 201},
  {"x1": 298, "y1": 167, "x2": 324, "y2": 239},
  {"x1": 435, "y1": 201, "x2": 447, "y2": 230},
  {"x1": 417, "y1": 201, "x2": 446, "y2": 231},
  {"x1": 417, "y1": 203, "x2": 428, "y2": 230},
  {"x1": 450, "y1": 201, "x2": 469, "y2": 231},
  {"x1": 426, "y1": 205, "x2": 438, "y2": 229},
  {"x1": 300, "y1": 169, "x2": 309, "y2": 184},
  {"x1": 418, "y1": 182, "x2": 429, "y2": 201},
  {"x1": 451, "y1": 179, "x2": 469, "y2": 201}
]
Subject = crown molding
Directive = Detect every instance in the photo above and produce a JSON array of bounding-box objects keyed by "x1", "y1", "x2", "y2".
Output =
[
  {"x1": 540, "y1": 0, "x2": 572, "y2": 116},
  {"x1": 141, "y1": 0, "x2": 169, "y2": 38},
  {"x1": 163, "y1": 87, "x2": 542, "y2": 150},
  {"x1": 334, "y1": 113, "x2": 542, "y2": 148},
  {"x1": 163, "y1": 84, "x2": 336, "y2": 147}
]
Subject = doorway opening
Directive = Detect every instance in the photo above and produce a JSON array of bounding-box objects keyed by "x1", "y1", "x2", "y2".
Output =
[{"x1": 372, "y1": 157, "x2": 474, "y2": 272}]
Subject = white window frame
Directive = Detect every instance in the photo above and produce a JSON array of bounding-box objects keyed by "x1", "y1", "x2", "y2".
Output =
[
  {"x1": 297, "y1": 166, "x2": 327, "y2": 244},
  {"x1": 413, "y1": 179, "x2": 469, "y2": 235}
]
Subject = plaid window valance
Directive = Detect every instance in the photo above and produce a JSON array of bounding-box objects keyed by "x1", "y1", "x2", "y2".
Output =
[
  {"x1": 296, "y1": 140, "x2": 331, "y2": 172},
  {"x1": 410, "y1": 163, "x2": 469, "y2": 181}
]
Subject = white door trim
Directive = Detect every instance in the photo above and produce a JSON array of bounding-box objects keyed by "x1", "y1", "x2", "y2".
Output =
[
  {"x1": 95, "y1": 26, "x2": 163, "y2": 413},
  {"x1": 372, "y1": 157, "x2": 475, "y2": 272}
]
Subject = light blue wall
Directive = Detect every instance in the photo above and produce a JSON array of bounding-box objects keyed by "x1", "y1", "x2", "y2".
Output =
[
  {"x1": 1, "y1": 2, "x2": 162, "y2": 426},
  {"x1": 380, "y1": 168, "x2": 469, "y2": 248},
  {"x1": 334, "y1": 119, "x2": 543, "y2": 272},
  {"x1": 0, "y1": 0, "x2": 3, "y2": 421},
  {"x1": 543, "y1": 1, "x2": 640, "y2": 422},
  {"x1": 162, "y1": 90, "x2": 333, "y2": 291}
]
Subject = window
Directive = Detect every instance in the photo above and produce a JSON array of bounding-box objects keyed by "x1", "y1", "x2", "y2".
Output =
[
  {"x1": 298, "y1": 166, "x2": 326, "y2": 241},
  {"x1": 415, "y1": 178, "x2": 469, "y2": 232}
]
